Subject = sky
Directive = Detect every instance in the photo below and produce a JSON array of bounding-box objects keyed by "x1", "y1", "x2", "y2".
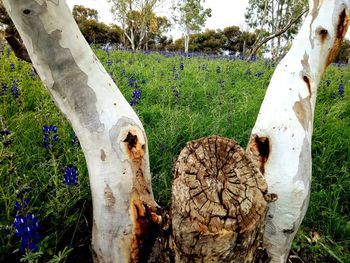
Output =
[{"x1": 66, "y1": 0, "x2": 249, "y2": 39}]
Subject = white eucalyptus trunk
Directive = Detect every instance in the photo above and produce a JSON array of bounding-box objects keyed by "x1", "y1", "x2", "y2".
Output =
[
  {"x1": 3, "y1": 1, "x2": 158, "y2": 262},
  {"x1": 184, "y1": 31, "x2": 189, "y2": 53},
  {"x1": 247, "y1": 1, "x2": 349, "y2": 262}
]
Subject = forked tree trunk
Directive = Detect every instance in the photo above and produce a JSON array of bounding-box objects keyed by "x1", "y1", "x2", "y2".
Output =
[
  {"x1": 3, "y1": 0, "x2": 349, "y2": 263},
  {"x1": 2, "y1": 1, "x2": 159, "y2": 262},
  {"x1": 247, "y1": 0, "x2": 349, "y2": 262}
]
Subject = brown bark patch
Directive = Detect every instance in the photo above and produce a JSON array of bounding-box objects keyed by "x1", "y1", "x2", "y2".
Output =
[
  {"x1": 104, "y1": 184, "x2": 116, "y2": 207},
  {"x1": 100, "y1": 149, "x2": 106, "y2": 161},
  {"x1": 130, "y1": 191, "x2": 160, "y2": 263},
  {"x1": 302, "y1": 75, "x2": 312, "y2": 97},
  {"x1": 327, "y1": 9, "x2": 349, "y2": 66},
  {"x1": 171, "y1": 136, "x2": 270, "y2": 262},
  {"x1": 293, "y1": 96, "x2": 312, "y2": 131},
  {"x1": 130, "y1": 168, "x2": 160, "y2": 262},
  {"x1": 123, "y1": 132, "x2": 144, "y2": 161},
  {"x1": 300, "y1": 52, "x2": 312, "y2": 97},
  {"x1": 247, "y1": 135, "x2": 271, "y2": 175}
]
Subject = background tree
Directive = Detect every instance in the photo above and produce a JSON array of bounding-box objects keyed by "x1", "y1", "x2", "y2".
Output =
[
  {"x1": 72, "y1": 4, "x2": 98, "y2": 22},
  {"x1": 222, "y1": 26, "x2": 257, "y2": 55},
  {"x1": 172, "y1": 0, "x2": 211, "y2": 53},
  {"x1": 189, "y1": 29, "x2": 227, "y2": 53},
  {"x1": 109, "y1": 0, "x2": 161, "y2": 51},
  {"x1": 245, "y1": 0, "x2": 307, "y2": 59},
  {"x1": 73, "y1": 5, "x2": 122, "y2": 45},
  {"x1": 146, "y1": 15, "x2": 171, "y2": 50}
]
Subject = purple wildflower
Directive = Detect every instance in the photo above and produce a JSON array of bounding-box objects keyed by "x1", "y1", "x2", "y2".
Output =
[
  {"x1": 11, "y1": 83, "x2": 20, "y2": 98},
  {"x1": 42, "y1": 125, "x2": 58, "y2": 148},
  {"x1": 63, "y1": 166, "x2": 79, "y2": 186},
  {"x1": 13, "y1": 213, "x2": 41, "y2": 253},
  {"x1": 1, "y1": 82, "x2": 7, "y2": 95},
  {"x1": 338, "y1": 81, "x2": 344, "y2": 97}
]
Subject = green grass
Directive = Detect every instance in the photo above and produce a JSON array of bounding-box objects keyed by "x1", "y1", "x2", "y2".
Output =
[{"x1": 0, "y1": 47, "x2": 349, "y2": 262}]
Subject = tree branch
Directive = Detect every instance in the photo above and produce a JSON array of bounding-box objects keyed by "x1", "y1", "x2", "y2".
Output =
[{"x1": 249, "y1": 8, "x2": 308, "y2": 59}]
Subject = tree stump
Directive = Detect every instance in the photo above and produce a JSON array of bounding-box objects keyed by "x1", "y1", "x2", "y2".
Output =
[{"x1": 171, "y1": 136, "x2": 272, "y2": 262}]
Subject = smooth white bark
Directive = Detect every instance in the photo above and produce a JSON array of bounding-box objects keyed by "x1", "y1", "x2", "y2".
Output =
[
  {"x1": 247, "y1": 1, "x2": 349, "y2": 262},
  {"x1": 3, "y1": 1, "x2": 158, "y2": 262}
]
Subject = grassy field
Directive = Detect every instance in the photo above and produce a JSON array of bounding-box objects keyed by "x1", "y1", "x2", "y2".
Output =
[{"x1": 0, "y1": 47, "x2": 349, "y2": 262}]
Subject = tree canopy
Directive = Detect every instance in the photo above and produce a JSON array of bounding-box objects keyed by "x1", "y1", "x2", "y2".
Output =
[
  {"x1": 172, "y1": 0, "x2": 211, "y2": 52},
  {"x1": 245, "y1": 0, "x2": 307, "y2": 59}
]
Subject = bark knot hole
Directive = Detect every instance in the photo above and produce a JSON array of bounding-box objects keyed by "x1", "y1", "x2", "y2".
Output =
[
  {"x1": 317, "y1": 27, "x2": 328, "y2": 42},
  {"x1": 123, "y1": 131, "x2": 144, "y2": 160},
  {"x1": 124, "y1": 132, "x2": 138, "y2": 150},
  {"x1": 247, "y1": 135, "x2": 271, "y2": 175},
  {"x1": 255, "y1": 136, "x2": 270, "y2": 159},
  {"x1": 23, "y1": 9, "x2": 31, "y2": 15}
]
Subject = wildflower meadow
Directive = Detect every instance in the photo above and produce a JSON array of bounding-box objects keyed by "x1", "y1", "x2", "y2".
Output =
[{"x1": 0, "y1": 47, "x2": 350, "y2": 262}]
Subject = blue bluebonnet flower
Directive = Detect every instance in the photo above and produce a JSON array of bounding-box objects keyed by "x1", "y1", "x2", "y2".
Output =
[
  {"x1": 42, "y1": 125, "x2": 58, "y2": 148},
  {"x1": 141, "y1": 79, "x2": 146, "y2": 85},
  {"x1": 14, "y1": 198, "x2": 29, "y2": 211},
  {"x1": 245, "y1": 69, "x2": 251, "y2": 75},
  {"x1": 30, "y1": 71, "x2": 35, "y2": 80},
  {"x1": 72, "y1": 132, "x2": 78, "y2": 145},
  {"x1": 249, "y1": 55, "x2": 256, "y2": 62},
  {"x1": 1, "y1": 82, "x2": 7, "y2": 95},
  {"x1": 13, "y1": 213, "x2": 41, "y2": 252},
  {"x1": 172, "y1": 87, "x2": 180, "y2": 97},
  {"x1": 1, "y1": 129, "x2": 11, "y2": 147},
  {"x1": 216, "y1": 66, "x2": 221, "y2": 73},
  {"x1": 325, "y1": 79, "x2": 331, "y2": 86},
  {"x1": 11, "y1": 83, "x2": 20, "y2": 98},
  {"x1": 180, "y1": 62, "x2": 184, "y2": 71},
  {"x1": 107, "y1": 59, "x2": 112, "y2": 66},
  {"x1": 130, "y1": 87, "x2": 142, "y2": 106},
  {"x1": 121, "y1": 69, "x2": 126, "y2": 76},
  {"x1": 0, "y1": 129, "x2": 10, "y2": 136},
  {"x1": 63, "y1": 166, "x2": 79, "y2": 186},
  {"x1": 10, "y1": 63, "x2": 15, "y2": 70},
  {"x1": 338, "y1": 81, "x2": 344, "y2": 97},
  {"x1": 128, "y1": 76, "x2": 135, "y2": 87},
  {"x1": 255, "y1": 71, "x2": 263, "y2": 78}
]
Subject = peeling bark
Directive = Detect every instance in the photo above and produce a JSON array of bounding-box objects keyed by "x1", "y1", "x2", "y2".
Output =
[
  {"x1": 247, "y1": 1, "x2": 350, "y2": 262},
  {"x1": 171, "y1": 136, "x2": 274, "y2": 262},
  {"x1": 2, "y1": 1, "x2": 159, "y2": 262}
]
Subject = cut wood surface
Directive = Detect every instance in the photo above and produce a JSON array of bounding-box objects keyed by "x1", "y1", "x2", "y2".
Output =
[{"x1": 171, "y1": 136, "x2": 274, "y2": 262}]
